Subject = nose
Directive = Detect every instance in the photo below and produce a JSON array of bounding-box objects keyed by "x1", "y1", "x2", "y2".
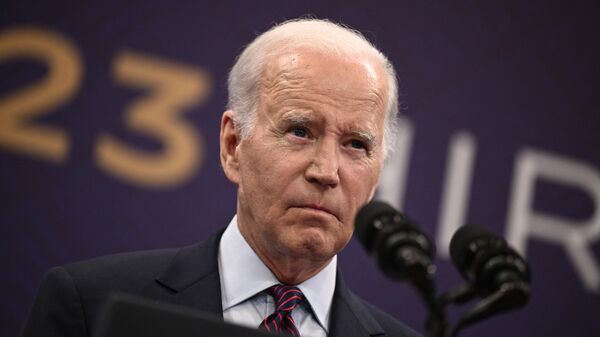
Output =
[{"x1": 305, "y1": 138, "x2": 340, "y2": 188}]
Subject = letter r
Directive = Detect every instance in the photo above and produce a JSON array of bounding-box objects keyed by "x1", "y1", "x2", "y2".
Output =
[{"x1": 507, "y1": 147, "x2": 600, "y2": 293}]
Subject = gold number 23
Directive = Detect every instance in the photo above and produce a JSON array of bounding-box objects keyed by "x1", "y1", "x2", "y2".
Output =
[{"x1": 0, "y1": 27, "x2": 210, "y2": 188}]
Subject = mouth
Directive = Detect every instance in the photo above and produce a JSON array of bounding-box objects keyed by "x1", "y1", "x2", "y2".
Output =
[{"x1": 294, "y1": 204, "x2": 338, "y2": 220}]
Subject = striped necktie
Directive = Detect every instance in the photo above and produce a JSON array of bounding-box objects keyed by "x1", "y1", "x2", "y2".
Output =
[{"x1": 259, "y1": 285, "x2": 305, "y2": 336}]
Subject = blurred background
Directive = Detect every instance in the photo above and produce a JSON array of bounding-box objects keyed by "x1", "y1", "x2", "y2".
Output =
[{"x1": 1, "y1": 1, "x2": 599, "y2": 336}]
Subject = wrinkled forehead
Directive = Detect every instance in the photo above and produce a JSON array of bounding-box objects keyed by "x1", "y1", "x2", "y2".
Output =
[
  {"x1": 259, "y1": 48, "x2": 388, "y2": 120},
  {"x1": 263, "y1": 47, "x2": 387, "y2": 91}
]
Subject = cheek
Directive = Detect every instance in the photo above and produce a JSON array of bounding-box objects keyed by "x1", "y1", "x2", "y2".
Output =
[
  {"x1": 333, "y1": 222, "x2": 355, "y2": 253},
  {"x1": 342, "y1": 166, "x2": 380, "y2": 219},
  {"x1": 240, "y1": 147, "x2": 300, "y2": 204},
  {"x1": 347, "y1": 165, "x2": 380, "y2": 198}
]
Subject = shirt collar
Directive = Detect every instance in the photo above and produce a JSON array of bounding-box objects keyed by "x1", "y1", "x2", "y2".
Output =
[{"x1": 218, "y1": 215, "x2": 337, "y2": 331}]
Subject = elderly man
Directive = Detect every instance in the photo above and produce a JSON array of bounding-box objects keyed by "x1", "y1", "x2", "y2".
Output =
[{"x1": 21, "y1": 19, "x2": 421, "y2": 337}]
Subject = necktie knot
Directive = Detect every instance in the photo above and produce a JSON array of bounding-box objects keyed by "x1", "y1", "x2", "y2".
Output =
[
  {"x1": 259, "y1": 285, "x2": 305, "y2": 336},
  {"x1": 267, "y1": 285, "x2": 305, "y2": 312}
]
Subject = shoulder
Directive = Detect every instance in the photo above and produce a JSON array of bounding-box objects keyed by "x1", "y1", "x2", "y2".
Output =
[
  {"x1": 21, "y1": 231, "x2": 225, "y2": 337},
  {"x1": 55, "y1": 247, "x2": 184, "y2": 316},
  {"x1": 20, "y1": 247, "x2": 182, "y2": 337},
  {"x1": 62, "y1": 247, "x2": 180, "y2": 286}
]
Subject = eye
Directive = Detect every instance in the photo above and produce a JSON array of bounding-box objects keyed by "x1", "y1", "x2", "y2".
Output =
[
  {"x1": 350, "y1": 139, "x2": 366, "y2": 150},
  {"x1": 290, "y1": 127, "x2": 309, "y2": 138}
]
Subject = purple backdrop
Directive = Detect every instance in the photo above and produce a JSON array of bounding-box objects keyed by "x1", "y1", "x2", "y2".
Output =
[{"x1": 2, "y1": 1, "x2": 599, "y2": 336}]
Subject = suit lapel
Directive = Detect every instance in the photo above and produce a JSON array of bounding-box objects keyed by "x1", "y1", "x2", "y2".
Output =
[
  {"x1": 329, "y1": 271, "x2": 385, "y2": 337},
  {"x1": 154, "y1": 230, "x2": 225, "y2": 317}
]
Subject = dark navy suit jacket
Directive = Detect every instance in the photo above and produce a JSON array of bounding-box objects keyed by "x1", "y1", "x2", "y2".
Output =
[{"x1": 20, "y1": 230, "x2": 422, "y2": 337}]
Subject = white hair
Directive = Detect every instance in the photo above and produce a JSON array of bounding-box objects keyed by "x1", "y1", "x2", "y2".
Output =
[{"x1": 227, "y1": 18, "x2": 399, "y2": 158}]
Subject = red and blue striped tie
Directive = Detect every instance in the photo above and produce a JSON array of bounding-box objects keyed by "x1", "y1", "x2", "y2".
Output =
[{"x1": 259, "y1": 285, "x2": 305, "y2": 336}]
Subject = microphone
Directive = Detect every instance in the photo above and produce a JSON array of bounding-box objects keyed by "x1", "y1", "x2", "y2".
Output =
[
  {"x1": 445, "y1": 225, "x2": 531, "y2": 335},
  {"x1": 450, "y1": 225, "x2": 531, "y2": 300},
  {"x1": 355, "y1": 200, "x2": 435, "y2": 283},
  {"x1": 355, "y1": 201, "x2": 446, "y2": 337}
]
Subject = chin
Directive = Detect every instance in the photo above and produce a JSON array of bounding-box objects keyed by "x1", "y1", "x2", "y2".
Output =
[{"x1": 291, "y1": 230, "x2": 339, "y2": 260}]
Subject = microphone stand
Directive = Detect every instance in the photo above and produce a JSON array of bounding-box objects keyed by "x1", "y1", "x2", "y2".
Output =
[
  {"x1": 421, "y1": 278, "x2": 530, "y2": 337},
  {"x1": 395, "y1": 248, "x2": 448, "y2": 337}
]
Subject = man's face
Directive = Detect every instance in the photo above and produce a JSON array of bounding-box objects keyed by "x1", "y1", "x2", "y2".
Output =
[{"x1": 225, "y1": 49, "x2": 388, "y2": 266}]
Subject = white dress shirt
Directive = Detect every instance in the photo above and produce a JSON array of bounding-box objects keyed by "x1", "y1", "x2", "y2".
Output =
[{"x1": 218, "y1": 215, "x2": 337, "y2": 337}]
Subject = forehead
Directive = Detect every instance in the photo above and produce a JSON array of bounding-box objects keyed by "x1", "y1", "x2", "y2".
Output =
[{"x1": 259, "y1": 48, "x2": 388, "y2": 129}]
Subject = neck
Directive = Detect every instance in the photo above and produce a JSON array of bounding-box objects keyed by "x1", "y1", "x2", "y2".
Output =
[
  {"x1": 236, "y1": 214, "x2": 332, "y2": 285},
  {"x1": 256, "y1": 247, "x2": 331, "y2": 285}
]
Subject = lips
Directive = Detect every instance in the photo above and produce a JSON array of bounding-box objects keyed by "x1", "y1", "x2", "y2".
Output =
[{"x1": 294, "y1": 203, "x2": 339, "y2": 220}]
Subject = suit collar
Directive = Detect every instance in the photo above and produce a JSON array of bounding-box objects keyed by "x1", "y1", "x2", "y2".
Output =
[{"x1": 155, "y1": 229, "x2": 225, "y2": 316}]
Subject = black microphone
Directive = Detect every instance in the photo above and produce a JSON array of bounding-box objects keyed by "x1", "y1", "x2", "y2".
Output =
[
  {"x1": 355, "y1": 200, "x2": 435, "y2": 284},
  {"x1": 355, "y1": 201, "x2": 446, "y2": 337},
  {"x1": 445, "y1": 224, "x2": 531, "y2": 335},
  {"x1": 450, "y1": 225, "x2": 531, "y2": 301}
]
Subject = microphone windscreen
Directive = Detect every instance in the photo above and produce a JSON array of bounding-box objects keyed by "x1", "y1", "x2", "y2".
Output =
[
  {"x1": 449, "y1": 225, "x2": 495, "y2": 272},
  {"x1": 354, "y1": 201, "x2": 397, "y2": 252}
]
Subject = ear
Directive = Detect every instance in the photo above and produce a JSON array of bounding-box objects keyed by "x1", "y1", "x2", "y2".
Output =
[{"x1": 220, "y1": 110, "x2": 241, "y2": 184}]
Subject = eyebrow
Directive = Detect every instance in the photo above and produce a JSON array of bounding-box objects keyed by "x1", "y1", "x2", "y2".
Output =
[
  {"x1": 351, "y1": 130, "x2": 377, "y2": 149},
  {"x1": 279, "y1": 112, "x2": 378, "y2": 149},
  {"x1": 280, "y1": 113, "x2": 313, "y2": 126}
]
